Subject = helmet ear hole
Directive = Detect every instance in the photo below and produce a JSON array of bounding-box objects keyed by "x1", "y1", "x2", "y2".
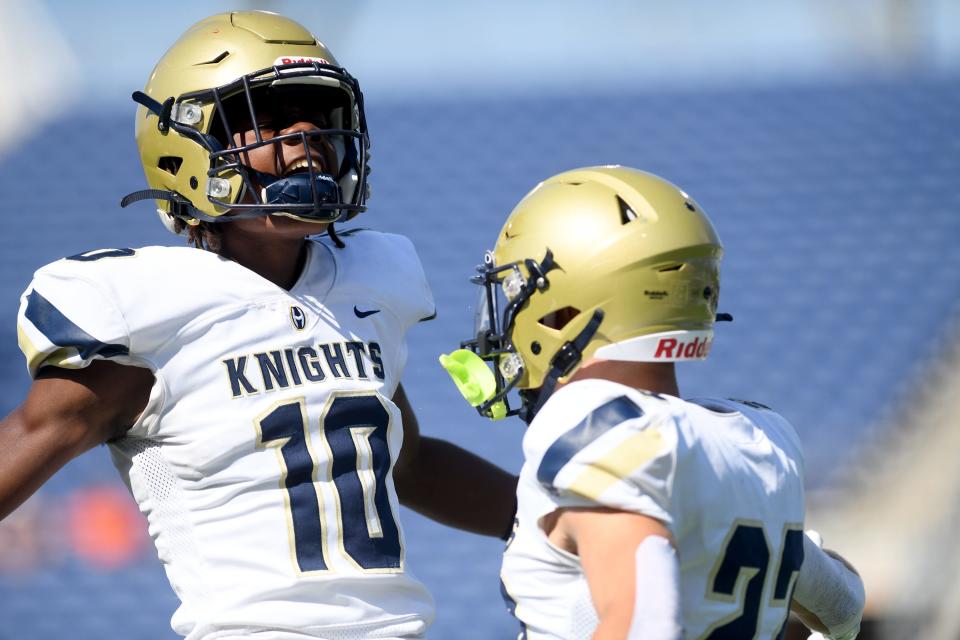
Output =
[
  {"x1": 539, "y1": 306, "x2": 581, "y2": 330},
  {"x1": 159, "y1": 157, "x2": 183, "y2": 176}
]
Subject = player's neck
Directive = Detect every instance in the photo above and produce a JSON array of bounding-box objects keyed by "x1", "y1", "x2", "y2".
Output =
[
  {"x1": 566, "y1": 359, "x2": 680, "y2": 398},
  {"x1": 218, "y1": 227, "x2": 309, "y2": 290}
]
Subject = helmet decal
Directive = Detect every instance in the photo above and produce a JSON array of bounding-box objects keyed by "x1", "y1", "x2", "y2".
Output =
[{"x1": 274, "y1": 56, "x2": 330, "y2": 66}]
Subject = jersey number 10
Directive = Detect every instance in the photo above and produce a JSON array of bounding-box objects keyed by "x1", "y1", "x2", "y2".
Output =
[{"x1": 255, "y1": 394, "x2": 402, "y2": 574}]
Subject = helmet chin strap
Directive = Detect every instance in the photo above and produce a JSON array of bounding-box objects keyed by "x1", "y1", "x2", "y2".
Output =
[
  {"x1": 122, "y1": 165, "x2": 344, "y2": 225},
  {"x1": 520, "y1": 309, "x2": 605, "y2": 424}
]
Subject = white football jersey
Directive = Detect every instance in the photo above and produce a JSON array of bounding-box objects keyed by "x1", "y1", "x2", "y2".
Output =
[
  {"x1": 501, "y1": 379, "x2": 805, "y2": 640},
  {"x1": 17, "y1": 231, "x2": 436, "y2": 640}
]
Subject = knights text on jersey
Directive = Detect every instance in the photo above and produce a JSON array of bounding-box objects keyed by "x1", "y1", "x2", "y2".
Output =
[
  {"x1": 16, "y1": 232, "x2": 436, "y2": 640},
  {"x1": 500, "y1": 379, "x2": 806, "y2": 640}
]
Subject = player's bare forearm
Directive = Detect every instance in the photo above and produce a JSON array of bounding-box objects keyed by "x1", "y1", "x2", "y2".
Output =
[
  {"x1": 396, "y1": 436, "x2": 517, "y2": 537},
  {"x1": 591, "y1": 617, "x2": 635, "y2": 640},
  {"x1": 569, "y1": 509, "x2": 681, "y2": 640},
  {"x1": 392, "y1": 383, "x2": 517, "y2": 537},
  {"x1": 0, "y1": 406, "x2": 84, "y2": 520},
  {"x1": 0, "y1": 361, "x2": 153, "y2": 521}
]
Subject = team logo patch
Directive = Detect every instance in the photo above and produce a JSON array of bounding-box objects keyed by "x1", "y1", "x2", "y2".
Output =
[{"x1": 290, "y1": 305, "x2": 307, "y2": 330}]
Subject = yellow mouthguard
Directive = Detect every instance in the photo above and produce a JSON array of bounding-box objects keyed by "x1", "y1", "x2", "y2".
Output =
[{"x1": 438, "y1": 349, "x2": 507, "y2": 420}]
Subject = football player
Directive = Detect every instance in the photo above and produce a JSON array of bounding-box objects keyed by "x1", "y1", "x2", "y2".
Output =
[
  {"x1": 441, "y1": 166, "x2": 865, "y2": 639},
  {"x1": 1, "y1": 11, "x2": 516, "y2": 640}
]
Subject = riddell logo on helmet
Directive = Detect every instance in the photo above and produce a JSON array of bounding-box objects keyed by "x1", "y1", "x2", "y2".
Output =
[
  {"x1": 275, "y1": 56, "x2": 329, "y2": 66},
  {"x1": 653, "y1": 336, "x2": 712, "y2": 359}
]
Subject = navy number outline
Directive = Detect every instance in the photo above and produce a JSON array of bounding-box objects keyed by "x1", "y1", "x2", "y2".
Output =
[
  {"x1": 702, "y1": 520, "x2": 804, "y2": 640},
  {"x1": 255, "y1": 392, "x2": 402, "y2": 575}
]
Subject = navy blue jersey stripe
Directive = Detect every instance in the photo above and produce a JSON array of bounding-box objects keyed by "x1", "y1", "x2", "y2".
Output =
[
  {"x1": 24, "y1": 289, "x2": 129, "y2": 360},
  {"x1": 536, "y1": 395, "x2": 644, "y2": 488}
]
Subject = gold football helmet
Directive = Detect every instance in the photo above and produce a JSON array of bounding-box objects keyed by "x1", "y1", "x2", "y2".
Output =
[
  {"x1": 441, "y1": 166, "x2": 726, "y2": 421},
  {"x1": 122, "y1": 11, "x2": 369, "y2": 229}
]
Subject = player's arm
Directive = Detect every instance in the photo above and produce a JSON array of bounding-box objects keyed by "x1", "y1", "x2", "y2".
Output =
[
  {"x1": 392, "y1": 383, "x2": 517, "y2": 538},
  {"x1": 557, "y1": 507, "x2": 682, "y2": 640},
  {"x1": 791, "y1": 531, "x2": 865, "y2": 640},
  {"x1": 0, "y1": 361, "x2": 153, "y2": 521}
]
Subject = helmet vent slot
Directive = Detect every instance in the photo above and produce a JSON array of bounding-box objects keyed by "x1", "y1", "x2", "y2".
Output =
[
  {"x1": 658, "y1": 264, "x2": 684, "y2": 273},
  {"x1": 618, "y1": 196, "x2": 639, "y2": 224},
  {"x1": 196, "y1": 51, "x2": 230, "y2": 66},
  {"x1": 158, "y1": 156, "x2": 183, "y2": 176},
  {"x1": 539, "y1": 306, "x2": 581, "y2": 330}
]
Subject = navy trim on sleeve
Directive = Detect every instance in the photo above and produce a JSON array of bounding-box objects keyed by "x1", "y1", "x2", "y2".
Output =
[
  {"x1": 500, "y1": 578, "x2": 528, "y2": 639},
  {"x1": 24, "y1": 289, "x2": 129, "y2": 360},
  {"x1": 536, "y1": 395, "x2": 644, "y2": 488}
]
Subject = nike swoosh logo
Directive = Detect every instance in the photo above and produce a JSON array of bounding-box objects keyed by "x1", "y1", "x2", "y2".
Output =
[{"x1": 354, "y1": 306, "x2": 380, "y2": 318}]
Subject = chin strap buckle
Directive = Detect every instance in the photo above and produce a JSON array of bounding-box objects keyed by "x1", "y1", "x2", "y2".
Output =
[{"x1": 132, "y1": 91, "x2": 175, "y2": 132}]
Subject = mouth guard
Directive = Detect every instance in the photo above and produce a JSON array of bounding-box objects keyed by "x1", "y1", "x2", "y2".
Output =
[{"x1": 438, "y1": 349, "x2": 507, "y2": 421}]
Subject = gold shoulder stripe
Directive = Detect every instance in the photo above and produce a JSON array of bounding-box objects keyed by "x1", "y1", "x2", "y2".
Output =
[
  {"x1": 566, "y1": 426, "x2": 665, "y2": 502},
  {"x1": 17, "y1": 324, "x2": 42, "y2": 372},
  {"x1": 17, "y1": 325, "x2": 81, "y2": 375}
]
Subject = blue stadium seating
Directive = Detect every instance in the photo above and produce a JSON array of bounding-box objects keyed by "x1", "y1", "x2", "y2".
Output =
[{"x1": 0, "y1": 76, "x2": 956, "y2": 639}]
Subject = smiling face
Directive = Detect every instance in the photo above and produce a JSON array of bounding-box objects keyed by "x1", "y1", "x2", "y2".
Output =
[
  {"x1": 205, "y1": 84, "x2": 354, "y2": 241},
  {"x1": 221, "y1": 84, "x2": 343, "y2": 182}
]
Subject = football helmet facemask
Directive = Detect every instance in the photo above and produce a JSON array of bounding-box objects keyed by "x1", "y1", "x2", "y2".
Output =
[
  {"x1": 122, "y1": 11, "x2": 369, "y2": 229},
  {"x1": 441, "y1": 166, "x2": 728, "y2": 422}
]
